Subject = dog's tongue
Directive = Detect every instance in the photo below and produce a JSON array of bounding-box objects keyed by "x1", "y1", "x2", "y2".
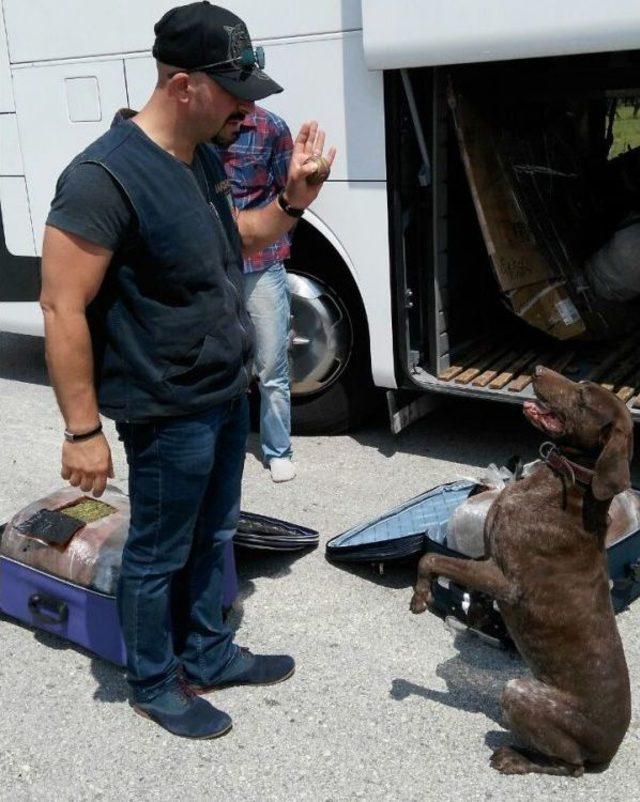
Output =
[{"x1": 523, "y1": 400, "x2": 564, "y2": 433}]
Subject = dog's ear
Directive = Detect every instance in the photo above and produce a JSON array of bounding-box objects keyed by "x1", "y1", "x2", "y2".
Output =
[{"x1": 592, "y1": 420, "x2": 633, "y2": 500}]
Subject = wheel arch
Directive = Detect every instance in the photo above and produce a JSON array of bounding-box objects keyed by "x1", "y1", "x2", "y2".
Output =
[
  {"x1": 296, "y1": 210, "x2": 358, "y2": 281},
  {"x1": 289, "y1": 213, "x2": 371, "y2": 350},
  {"x1": 286, "y1": 214, "x2": 385, "y2": 433}
]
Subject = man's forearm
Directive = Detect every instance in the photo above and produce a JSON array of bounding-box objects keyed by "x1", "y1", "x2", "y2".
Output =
[
  {"x1": 42, "y1": 307, "x2": 100, "y2": 432},
  {"x1": 237, "y1": 197, "x2": 296, "y2": 257}
]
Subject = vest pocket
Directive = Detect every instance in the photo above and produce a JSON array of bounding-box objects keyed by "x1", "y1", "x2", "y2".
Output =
[{"x1": 162, "y1": 333, "x2": 239, "y2": 387}]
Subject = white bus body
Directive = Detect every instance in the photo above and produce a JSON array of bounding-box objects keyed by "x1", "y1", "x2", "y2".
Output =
[{"x1": 1, "y1": 1, "x2": 640, "y2": 431}]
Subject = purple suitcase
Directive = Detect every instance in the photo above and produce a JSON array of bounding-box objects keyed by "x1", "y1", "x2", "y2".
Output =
[
  {"x1": 0, "y1": 488, "x2": 238, "y2": 666},
  {"x1": 0, "y1": 556, "x2": 128, "y2": 665}
]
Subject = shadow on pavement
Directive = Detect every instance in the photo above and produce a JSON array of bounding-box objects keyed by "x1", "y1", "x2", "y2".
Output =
[
  {"x1": 90, "y1": 659, "x2": 128, "y2": 703},
  {"x1": 1, "y1": 609, "x2": 89, "y2": 660},
  {"x1": 244, "y1": 431, "x2": 264, "y2": 466},
  {"x1": 351, "y1": 395, "x2": 640, "y2": 484},
  {"x1": 351, "y1": 397, "x2": 540, "y2": 466},
  {"x1": 390, "y1": 630, "x2": 526, "y2": 727},
  {"x1": 484, "y1": 729, "x2": 515, "y2": 752},
  {"x1": 232, "y1": 545, "x2": 315, "y2": 629},
  {"x1": 0, "y1": 608, "x2": 129, "y2": 702}
]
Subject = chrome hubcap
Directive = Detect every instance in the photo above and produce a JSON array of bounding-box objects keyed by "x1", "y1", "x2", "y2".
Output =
[{"x1": 287, "y1": 272, "x2": 352, "y2": 397}]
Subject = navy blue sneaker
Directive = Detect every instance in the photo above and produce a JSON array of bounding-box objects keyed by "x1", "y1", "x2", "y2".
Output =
[
  {"x1": 132, "y1": 676, "x2": 232, "y2": 739},
  {"x1": 190, "y1": 647, "x2": 295, "y2": 694}
]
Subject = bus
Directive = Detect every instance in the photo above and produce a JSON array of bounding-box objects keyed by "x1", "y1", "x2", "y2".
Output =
[{"x1": 2, "y1": 1, "x2": 640, "y2": 433}]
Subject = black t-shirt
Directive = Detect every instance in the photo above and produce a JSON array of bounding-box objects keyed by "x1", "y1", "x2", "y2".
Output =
[{"x1": 46, "y1": 154, "x2": 211, "y2": 251}]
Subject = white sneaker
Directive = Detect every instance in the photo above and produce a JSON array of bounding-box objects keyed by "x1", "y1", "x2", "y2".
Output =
[{"x1": 269, "y1": 458, "x2": 296, "y2": 483}]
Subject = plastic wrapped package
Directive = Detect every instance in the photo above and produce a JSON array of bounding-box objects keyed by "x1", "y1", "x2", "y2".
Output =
[
  {"x1": 0, "y1": 486, "x2": 244, "y2": 664},
  {"x1": 445, "y1": 461, "x2": 539, "y2": 557},
  {"x1": 1, "y1": 486, "x2": 128, "y2": 594},
  {"x1": 445, "y1": 487, "x2": 502, "y2": 558},
  {"x1": 606, "y1": 489, "x2": 640, "y2": 546},
  {"x1": 446, "y1": 460, "x2": 640, "y2": 557},
  {"x1": 585, "y1": 221, "x2": 640, "y2": 303},
  {"x1": 1, "y1": 485, "x2": 319, "y2": 595}
]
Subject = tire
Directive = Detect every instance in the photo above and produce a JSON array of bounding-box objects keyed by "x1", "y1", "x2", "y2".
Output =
[{"x1": 288, "y1": 266, "x2": 384, "y2": 435}]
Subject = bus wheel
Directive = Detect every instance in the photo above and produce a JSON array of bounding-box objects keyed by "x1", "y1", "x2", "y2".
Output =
[{"x1": 287, "y1": 271, "x2": 383, "y2": 434}]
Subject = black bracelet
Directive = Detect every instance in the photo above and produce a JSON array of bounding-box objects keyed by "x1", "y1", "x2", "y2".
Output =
[
  {"x1": 277, "y1": 190, "x2": 304, "y2": 218},
  {"x1": 64, "y1": 423, "x2": 103, "y2": 443}
]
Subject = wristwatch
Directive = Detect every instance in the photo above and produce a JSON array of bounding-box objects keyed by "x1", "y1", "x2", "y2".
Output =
[
  {"x1": 64, "y1": 423, "x2": 103, "y2": 443},
  {"x1": 277, "y1": 190, "x2": 305, "y2": 219}
]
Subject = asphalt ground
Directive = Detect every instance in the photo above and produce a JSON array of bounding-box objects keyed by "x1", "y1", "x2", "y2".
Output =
[{"x1": 0, "y1": 332, "x2": 639, "y2": 801}]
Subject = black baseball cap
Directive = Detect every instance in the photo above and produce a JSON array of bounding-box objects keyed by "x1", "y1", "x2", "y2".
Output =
[{"x1": 152, "y1": 2, "x2": 283, "y2": 101}]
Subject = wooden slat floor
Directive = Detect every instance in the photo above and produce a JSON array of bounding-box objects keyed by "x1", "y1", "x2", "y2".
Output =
[{"x1": 436, "y1": 332, "x2": 640, "y2": 410}]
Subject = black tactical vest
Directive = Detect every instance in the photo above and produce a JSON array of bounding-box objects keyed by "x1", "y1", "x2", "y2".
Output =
[{"x1": 65, "y1": 119, "x2": 254, "y2": 421}]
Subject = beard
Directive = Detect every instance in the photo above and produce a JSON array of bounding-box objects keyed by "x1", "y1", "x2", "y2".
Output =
[
  {"x1": 212, "y1": 128, "x2": 241, "y2": 147},
  {"x1": 211, "y1": 115, "x2": 245, "y2": 147}
]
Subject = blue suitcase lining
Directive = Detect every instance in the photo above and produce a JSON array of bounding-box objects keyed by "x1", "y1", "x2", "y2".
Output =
[{"x1": 325, "y1": 480, "x2": 476, "y2": 561}]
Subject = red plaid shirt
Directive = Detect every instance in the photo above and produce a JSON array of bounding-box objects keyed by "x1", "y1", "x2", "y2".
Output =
[{"x1": 217, "y1": 106, "x2": 293, "y2": 274}]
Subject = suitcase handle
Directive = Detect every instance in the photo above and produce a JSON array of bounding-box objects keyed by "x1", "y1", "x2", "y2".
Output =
[{"x1": 28, "y1": 593, "x2": 68, "y2": 625}]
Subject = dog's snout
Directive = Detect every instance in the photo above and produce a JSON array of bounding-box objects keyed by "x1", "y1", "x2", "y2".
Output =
[{"x1": 534, "y1": 365, "x2": 545, "y2": 378}]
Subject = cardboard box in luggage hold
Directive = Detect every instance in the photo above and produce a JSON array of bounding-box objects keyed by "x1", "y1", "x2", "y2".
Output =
[
  {"x1": 508, "y1": 281, "x2": 585, "y2": 340},
  {"x1": 449, "y1": 86, "x2": 587, "y2": 339},
  {"x1": 0, "y1": 486, "x2": 238, "y2": 665}
]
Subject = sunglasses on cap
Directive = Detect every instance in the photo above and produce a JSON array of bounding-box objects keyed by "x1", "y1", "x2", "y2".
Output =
[{"x1": 186, "y1": 45, "x2": 265, "y2": 74}]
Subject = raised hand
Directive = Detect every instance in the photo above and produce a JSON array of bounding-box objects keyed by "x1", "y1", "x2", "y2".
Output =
[{"x1": 283, "y1": 121, "x2": 336, "y2": 209}]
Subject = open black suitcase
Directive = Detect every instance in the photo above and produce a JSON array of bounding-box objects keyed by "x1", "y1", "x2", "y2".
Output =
[{"x1": 326, "y1": 479, "x2": 640, "y2": 646}]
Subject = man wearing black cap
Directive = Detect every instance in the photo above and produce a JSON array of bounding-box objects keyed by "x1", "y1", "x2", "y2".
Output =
[{"x1": 40, "y1": 2, "x2": 334, "y2": 739}]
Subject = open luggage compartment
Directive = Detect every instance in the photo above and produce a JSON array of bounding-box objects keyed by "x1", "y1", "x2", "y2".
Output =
[{"x1": 392, "y1": 51, "x2": 640, "y2": 418}]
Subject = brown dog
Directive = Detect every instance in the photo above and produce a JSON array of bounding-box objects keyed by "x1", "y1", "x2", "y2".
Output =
[{"x1": 411, "y1": 367, "x2": 633, "y2": 776}]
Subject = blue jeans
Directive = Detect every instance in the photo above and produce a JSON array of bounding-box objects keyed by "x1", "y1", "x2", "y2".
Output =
[
  {"x1": 115, "y1": 396, "x2": 249, "y2": 702},
  {"x1": 244, "y1": 263, "x2": 292, "y2": 463}
]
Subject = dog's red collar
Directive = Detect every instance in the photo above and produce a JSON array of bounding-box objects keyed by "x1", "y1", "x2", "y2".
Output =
[{"x1": 539, "y1": 442, "x2": 595, "y2": 488}]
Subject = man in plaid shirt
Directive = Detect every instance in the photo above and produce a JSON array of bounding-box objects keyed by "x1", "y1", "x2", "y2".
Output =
[{"x1": 217, "y1": 105, "x2": 297, "y2": 482}]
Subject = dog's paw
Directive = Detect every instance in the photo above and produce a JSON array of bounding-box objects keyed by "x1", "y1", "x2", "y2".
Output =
[
  {"x1": 410, "y1": 590, "x2": 432, "y2": 614},
  {"x1": 489, "y1": 746, "x2": 530, "y2": 775}
]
